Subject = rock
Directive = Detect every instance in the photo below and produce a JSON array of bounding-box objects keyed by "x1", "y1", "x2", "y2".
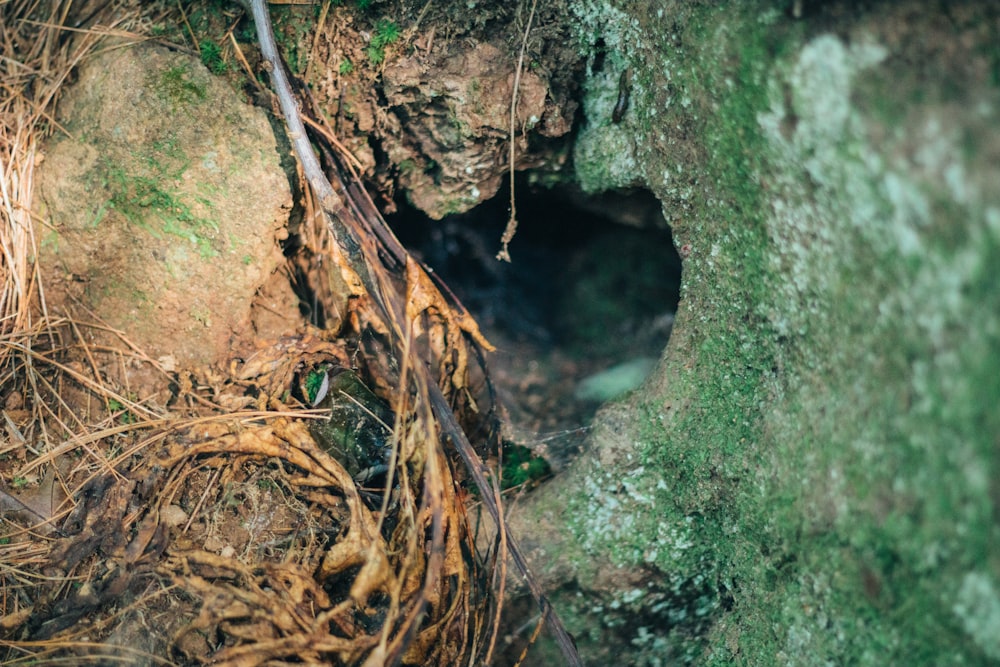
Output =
[
  {"x1": 380, "y1": 41, "x2": 569, "y2": 219},
  {"x1": 34, "y1": 43, "x2": 291, "y2": 368},
  {"x1": 160, "y1": 504, "x2": 189, "y2": 528},
  {"x1": 512, "y1": 2, "x2": 1000, "y2": 665},
  {"x1": 574, "y1": 357, "x2": 657, "y2": 402}
]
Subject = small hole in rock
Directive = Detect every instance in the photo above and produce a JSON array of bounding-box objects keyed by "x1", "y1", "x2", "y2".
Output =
[{"x1": 388, "y1": 178, "x2": 682, "y2": 470}]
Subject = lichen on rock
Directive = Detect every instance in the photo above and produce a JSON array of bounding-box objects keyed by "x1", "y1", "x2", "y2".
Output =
[{"x1": 510, "y1": 2, "x2": 1000, "y2": 665}]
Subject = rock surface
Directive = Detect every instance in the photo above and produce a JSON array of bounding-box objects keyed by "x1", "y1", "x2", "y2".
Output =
[
  {"x1": 304, "y1": 1, "x2": 581, "y2": 220},
  {"x1": 379, "y1": 41, "x2": 554, "y2": 218},
  {"x1": 510, "y1": 2, "x2": 1000, "y2": 665},
  {"x1": 34, "y1": 43, "x2": 291, "y2": 368}
]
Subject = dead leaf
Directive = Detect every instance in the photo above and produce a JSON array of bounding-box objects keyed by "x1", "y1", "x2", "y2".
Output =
[{"x1": 0, "y1": 468, "x2": 67, "y2": 534}]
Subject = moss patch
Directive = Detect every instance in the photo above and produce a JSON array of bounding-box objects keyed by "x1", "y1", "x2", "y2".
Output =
[{"x1": 525, "y1": 1, "x2": 1000, "y2": 665}]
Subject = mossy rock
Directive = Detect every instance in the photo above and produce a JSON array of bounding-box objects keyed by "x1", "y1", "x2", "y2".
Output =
[
  {"x1": 511, "y1": 2, "x2": 1000, "y2": 665},
  {"x1": 35, "y1": 43, "x2": 291, "y2": 368}
]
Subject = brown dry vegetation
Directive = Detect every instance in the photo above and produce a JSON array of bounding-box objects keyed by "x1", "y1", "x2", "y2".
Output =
[{"x1": 0, "y1": 2, "x2": 582, "y2": 665}]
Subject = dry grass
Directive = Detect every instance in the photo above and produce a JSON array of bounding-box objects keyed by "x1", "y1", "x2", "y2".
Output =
[
  {"x1": 2, "y1": 1, "x2": 71, "y2": 353},
  {"x1": 0, "y1": 0, "x2": 140, "y2": 547},
  {"x1": 1, "y1": 0, "x2": 149, "y2": 337}
]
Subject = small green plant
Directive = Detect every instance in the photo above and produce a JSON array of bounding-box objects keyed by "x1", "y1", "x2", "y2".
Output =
[
  {"x1": 107, "y1": 398, "x2": 137, "y2": 424},
  {"x1": 356, "y1": 0, "x2": 373, "y2": 9},
  {"x1": 500, "y1": 443, "x2": 551, "y2": 490},
  {"x1": 237, "y1": 21, "x2": 258, "y2": 43},
  {"x1": 339, "y1": 58, "x2": 354, "y2": 75},
  {"x1": 199, "y1": 39, "x2": 227, "y2": 74},
  {"x1": 269, "y1": 5, "x2": 314, "y2": 74},
  {"x1": 12, "y1": 477, "x2": 28, "y2": 489},
  {"x1": 304, "y1": 366, "x2": 330, "y2": 404},
  {"x1": 366, "y1": 18, "x2": 400, "y2": 64}
]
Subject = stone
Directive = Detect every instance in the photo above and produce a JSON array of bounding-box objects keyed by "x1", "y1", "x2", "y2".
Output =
[
  {"x1": 34, "y1": 42, "x2": 291, "y2": 368},
  {"x1": 511, "y1": 2, "x2": 1000, "y2": 665},
  {"x1": 380, "y1": 41, "x2": 562, "y2": 218}
]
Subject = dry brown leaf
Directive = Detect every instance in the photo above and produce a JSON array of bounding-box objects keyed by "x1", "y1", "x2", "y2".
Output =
[
  {"x1": 405, "y1": 255, "x2": 494, "y2": 352},
  {"x1": 349, "y1": 544, "x2": 392, "y2": 603},
  {"x1": 0, "y1": 467, "x2": 66, "y2": 534}
]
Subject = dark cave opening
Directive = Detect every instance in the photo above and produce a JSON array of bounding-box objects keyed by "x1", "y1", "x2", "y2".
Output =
[
  {"x1": 389, "y1": 180, "x2": 682, "y2": 353},
  {"x1": 386, "y1": 178, "x2": 683, "y2": 467}
]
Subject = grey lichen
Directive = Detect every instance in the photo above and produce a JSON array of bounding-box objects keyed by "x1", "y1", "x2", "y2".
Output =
[
  {"x1": 953, "y1": 572, "x2": 1000, "y2": 660},
  {"x1": 570, "y1": 0, "x2": 647, "y2": 193}
]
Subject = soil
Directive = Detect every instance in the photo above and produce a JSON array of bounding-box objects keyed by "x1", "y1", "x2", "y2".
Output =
[{"x1": 300, "y1": 0, "x2": 584, "y2": 218}]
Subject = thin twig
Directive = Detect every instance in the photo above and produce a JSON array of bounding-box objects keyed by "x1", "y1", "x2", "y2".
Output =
[
  {"x1": 176, "y1": 0, "x2": 200, "y2": 55},
  {"x1": 245, "y1": 0, "x2": 392, "y2": 327}
]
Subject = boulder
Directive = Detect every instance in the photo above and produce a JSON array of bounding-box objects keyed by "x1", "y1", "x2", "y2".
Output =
[{"x1": 35, "y1": 43, "x2": 291, "y2": 368}]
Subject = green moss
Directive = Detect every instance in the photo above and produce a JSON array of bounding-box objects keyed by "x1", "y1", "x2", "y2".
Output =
[
  {"x1": 556, "y1": 1, "x2": 1000, "y2": 666},
  {"x1": 693, "y1": 11, "x2": 997, "y2": 667},
  {"x1": 199, "y1": 39, "x2": 227, "y2": 74},
  {"x1": 101, "y1": 160, "x2": 220, "y2": 259},
  {"x1": 366, "y1": 18, "x2": 400, "y2": 64},
  {"x1": 500, "y1": 443, "x2": 551, "y2": 490},
  {"x1": 152, "y1": 65, "x2": 207, "y2": 107}
]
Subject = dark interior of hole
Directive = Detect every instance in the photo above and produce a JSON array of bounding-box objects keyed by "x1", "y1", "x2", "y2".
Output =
[{"x1": 388, "y1": 178, "x2": 683, "y2": 363}]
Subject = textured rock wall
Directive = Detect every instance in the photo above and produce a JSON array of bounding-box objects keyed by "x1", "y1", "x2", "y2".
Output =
[{"x1": 511, "y1": 2, "x2": 1000, "y2": 665}]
